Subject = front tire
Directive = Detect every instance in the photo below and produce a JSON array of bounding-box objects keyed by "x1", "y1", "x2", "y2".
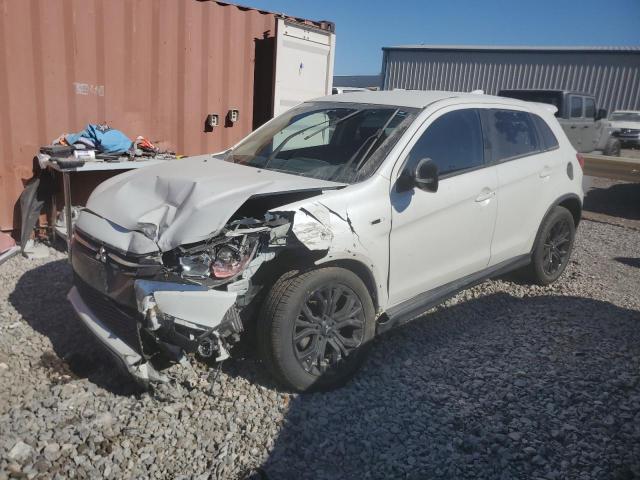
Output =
[
  {"x1": 603, "y1": 137, "x2": 621, "y2": 157},
  {"x1": 258, "y1": 267, "x2": 375, "y2": 392},
  {"x1": 523, "y1": 206, "x2": 576, "y2": 285}
]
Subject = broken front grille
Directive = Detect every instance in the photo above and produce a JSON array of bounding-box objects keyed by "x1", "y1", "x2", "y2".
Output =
[
  {"x1": 75, "y1": 274, "x2": 143, "y2": 354},
  {"x1": 71, "y1": 228, "x2": 163, "y2": 309},
  {"x1": 73, "y1": 228, "x2": 162, "y2": 271}
]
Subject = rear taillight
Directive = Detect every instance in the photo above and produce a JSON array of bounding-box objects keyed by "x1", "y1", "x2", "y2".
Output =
[{"x1": 576, "y1": 153, "x2": 585, "y2": 170}]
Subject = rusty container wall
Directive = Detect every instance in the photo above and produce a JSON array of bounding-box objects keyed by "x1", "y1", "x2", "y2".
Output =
[{"x1": 0, "y1": 0, "x2": 279, "y2": 232}]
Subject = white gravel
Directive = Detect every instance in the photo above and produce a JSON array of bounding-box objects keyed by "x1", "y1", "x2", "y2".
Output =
[{"x1": 1, "y1": 216, "x2": 639, "y2": 479}]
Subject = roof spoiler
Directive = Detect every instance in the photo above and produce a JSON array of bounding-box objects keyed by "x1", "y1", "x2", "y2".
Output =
[{"x1": 532, "y1": 102, "x2": 558, "y2": 115}]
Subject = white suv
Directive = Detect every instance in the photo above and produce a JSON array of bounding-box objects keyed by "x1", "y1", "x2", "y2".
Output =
[{"x1": 68, "y1": 90, "x2": 583, "y2": 391}]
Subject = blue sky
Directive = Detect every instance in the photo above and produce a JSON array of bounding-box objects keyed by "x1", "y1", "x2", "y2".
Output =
[{"x1": 247, "y1": 0, "x2": 640, "y2": 75}]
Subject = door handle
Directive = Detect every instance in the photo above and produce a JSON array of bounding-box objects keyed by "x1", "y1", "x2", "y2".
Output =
[
  {"x1": 539, "y1": 166, "x2": 552, "y2": 178},
  {"x1": 475, "y1": 190, "x2": 496, "y2": 202}
]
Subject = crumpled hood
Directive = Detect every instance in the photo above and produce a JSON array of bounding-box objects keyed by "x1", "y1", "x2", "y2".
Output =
[
  {"x1": 610, "y1": 121, "x2": 640, "y2": 131},
  {"x1": 83, "y1": 155, "x2": 343, "y2": 252}
]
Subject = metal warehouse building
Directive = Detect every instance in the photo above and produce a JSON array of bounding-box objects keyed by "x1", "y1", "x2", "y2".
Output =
[{"x1": 381, "y1": 45, "x2": 640, "y2": 114}]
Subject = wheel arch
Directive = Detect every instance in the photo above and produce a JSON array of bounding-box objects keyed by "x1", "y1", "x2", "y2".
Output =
[
  {"x1": 529, "y1": 193, "x2": 582, "y2": 256},
  {"x1": 251, "y1": 248, "x2": 382, "y2": 313},
  {"x1": 318, "y1": 258, "x2": 381, "y2": 312},
  {"x1": 556, "y1": 193, "x2": 582, "y2": 227}
]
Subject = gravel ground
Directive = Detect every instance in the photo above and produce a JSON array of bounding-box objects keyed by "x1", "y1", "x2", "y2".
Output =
[{"x1": 1, "y1": 184, "x2": 640, "y2": 479}]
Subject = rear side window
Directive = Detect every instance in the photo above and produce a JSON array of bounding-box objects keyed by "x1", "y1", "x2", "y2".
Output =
[
  {"x1": 584, "y1": 98, "x2": 596, "y2": 118},
  {"x1": 486, "y1": 109, "x2": 540, "y2": 162},
  {"x1": 570, "y1": 96, "x2": 583, "y2": 118},
  {"x1": 406, "y1": 109, "x2": 484, "y2": 176},
  {"x1": 531, "y1": 114, "x2": 559, "y2": 150}
]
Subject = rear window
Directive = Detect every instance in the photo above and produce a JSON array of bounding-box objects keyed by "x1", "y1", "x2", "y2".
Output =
[
  {"x1": 584, "y1": 98, "x2": 596, "y2": 118},
  {"x1": 531, "y1": 115, "x2": 560, "y2": 150},
  {"x1": 570, "y1": 96, "x2": 583, "y2": 118},
  {"x1": 486, "y1": 109, "x2": 541, "y2": 162}
]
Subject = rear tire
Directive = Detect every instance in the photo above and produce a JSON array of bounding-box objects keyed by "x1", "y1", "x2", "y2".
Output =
[
  {"x1": 258, "y1": 267, "x2": 375, "y2": 392},
  {"x1": 522, "y1": 206, "x2": 576, "y2": 285}
]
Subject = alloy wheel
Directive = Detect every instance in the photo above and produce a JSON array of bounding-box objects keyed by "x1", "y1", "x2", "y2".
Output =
[
  {"x1": 292, "y1": 284, "x2": 365, "y2": 376},
  {"x1": 542, "y1": 218, "x2": 572, "y2": 276}
]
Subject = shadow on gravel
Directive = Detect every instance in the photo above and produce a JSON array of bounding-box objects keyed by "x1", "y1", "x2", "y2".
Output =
[
  {"x1": 615, "y1": 257, "x2": 640, "y2": 269},
  {"x1": 259, "y1": 293, "x2": 640, "y2": 480},
  {"x1": 8, "y1": 259, "x2": 141, "y2": 395},
  {"x1": 584, "y1": 182, "x2": 640, "y2": 220}
]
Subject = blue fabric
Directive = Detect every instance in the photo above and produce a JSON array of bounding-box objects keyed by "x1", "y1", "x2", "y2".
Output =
[{"x1": 66, "y1": 124, "x2": 132, "y2": 154}]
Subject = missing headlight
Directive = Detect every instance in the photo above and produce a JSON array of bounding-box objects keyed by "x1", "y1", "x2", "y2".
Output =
[
  {"x1": 211, "y1": 242, "x2": 256, "y2": 279},
  {"x1": 173, "y1": 213, "x2": 291, "y2": 285},
  {"x1": 177, "y1": 234, "x2": 259, "y2": 282},
  {"x1": 179, "y1": 252, "x2": 213, "y2": 278}
]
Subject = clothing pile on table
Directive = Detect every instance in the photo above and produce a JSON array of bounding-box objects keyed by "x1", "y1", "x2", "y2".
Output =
[
  {"x1": 46, "y1": 122, "x2": 175, "y2": 168},
  {"x1": 17, "y1": 123, "x2": 178, "y2": 256}
]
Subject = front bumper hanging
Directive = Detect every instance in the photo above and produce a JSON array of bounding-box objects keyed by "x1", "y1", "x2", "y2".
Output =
[{"x1": 68, "y1": 279, "x2": 240, "y2": 384}]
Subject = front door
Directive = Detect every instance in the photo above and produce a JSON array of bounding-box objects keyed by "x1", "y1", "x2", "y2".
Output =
[{"x1": 388, "y1": 108, "x2": 498, "y2": 307}]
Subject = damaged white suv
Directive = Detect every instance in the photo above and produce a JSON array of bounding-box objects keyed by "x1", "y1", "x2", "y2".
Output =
[{"x1": 68, "y1": 90, "x2": 583, "y2": 391}]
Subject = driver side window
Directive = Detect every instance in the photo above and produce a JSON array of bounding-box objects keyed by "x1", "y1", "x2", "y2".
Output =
[{"x1": 406, "y1": 109, "x2": 484, "y2": 176}]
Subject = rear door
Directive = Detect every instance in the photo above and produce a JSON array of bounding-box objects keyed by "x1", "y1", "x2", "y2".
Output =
[
  {"x1": 272, "y1": 19, "x2": 336, "y2": 116},
  {"x1": 484, "y1": 108, "x2": 560, "y2": 264},
  {"x1": 561, "y1": 95, "x2": 587, "y2": 152},
  {"x1": 582, "y1": 97, "x2": 598, "y2": 152},
  {"x1": 388, "y1": 107, "x2": 498, "y2": 306}
]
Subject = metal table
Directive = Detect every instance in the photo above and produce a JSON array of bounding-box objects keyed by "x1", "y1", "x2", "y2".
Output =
[{"x1": 47, "y1": 159, "x2": 168, "y2": 260}]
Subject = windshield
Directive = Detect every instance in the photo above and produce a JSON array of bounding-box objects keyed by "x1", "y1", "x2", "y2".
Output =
[
  {"x1": 226, "y1": 102, "x2": 416, "y2": 183},
  {"x1": 610, "y1": 112, "x2": 640, "y2": 122}
]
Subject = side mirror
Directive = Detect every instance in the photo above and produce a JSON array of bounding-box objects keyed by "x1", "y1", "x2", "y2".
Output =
[
  {"x1": 413, "y1": 158, "x2": 439, "y2": 192},
  {"x1": 396, "y1": 157, "x2": 439, "y2": 193},
  {"x1": 595, "y1": 108, "x2": 607, "y2": 121}
]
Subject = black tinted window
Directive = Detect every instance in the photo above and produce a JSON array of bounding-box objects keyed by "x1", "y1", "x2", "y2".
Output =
[
  {"x1": 407, "y1": 109, "x2": 484, "y2": 176},
  {"x1": 487, "y1": 109, "x2": 540, "y2": 161},
  {"x1": 570, "y1": 96, "x2": 583, "y2": 118},
  {"x1": 584, "y1": 98, "x2": 596, "y2": 118},
  {"x1": 532, "y1": 114, "x2": 559, "y2": 150}
]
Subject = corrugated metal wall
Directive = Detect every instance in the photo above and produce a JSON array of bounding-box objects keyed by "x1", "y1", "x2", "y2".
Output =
[
  {"x1": 382, "y1": 49, "x2": 640, "y2": 114},
  {"x1": 0, "y1": 0, "x2": 279, "y2": 232}
]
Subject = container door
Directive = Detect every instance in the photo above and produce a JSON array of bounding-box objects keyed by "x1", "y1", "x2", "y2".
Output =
[{"x1": 272, "y1": 19, "x2": 335, "y2": 117}]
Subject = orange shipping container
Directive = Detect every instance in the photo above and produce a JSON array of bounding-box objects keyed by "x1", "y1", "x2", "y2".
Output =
[{"x1": 0, "y1": 0, "x2": 334, "y2": 233}]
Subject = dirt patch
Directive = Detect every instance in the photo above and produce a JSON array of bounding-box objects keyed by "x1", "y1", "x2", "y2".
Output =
[{"x1": 39, "y1": 351, "x2": 78, "y2": 384}]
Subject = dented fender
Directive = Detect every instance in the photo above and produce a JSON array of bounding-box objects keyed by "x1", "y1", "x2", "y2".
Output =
[{"x1": 271, "y1": 176, "x2": 393, "y2": 310}]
